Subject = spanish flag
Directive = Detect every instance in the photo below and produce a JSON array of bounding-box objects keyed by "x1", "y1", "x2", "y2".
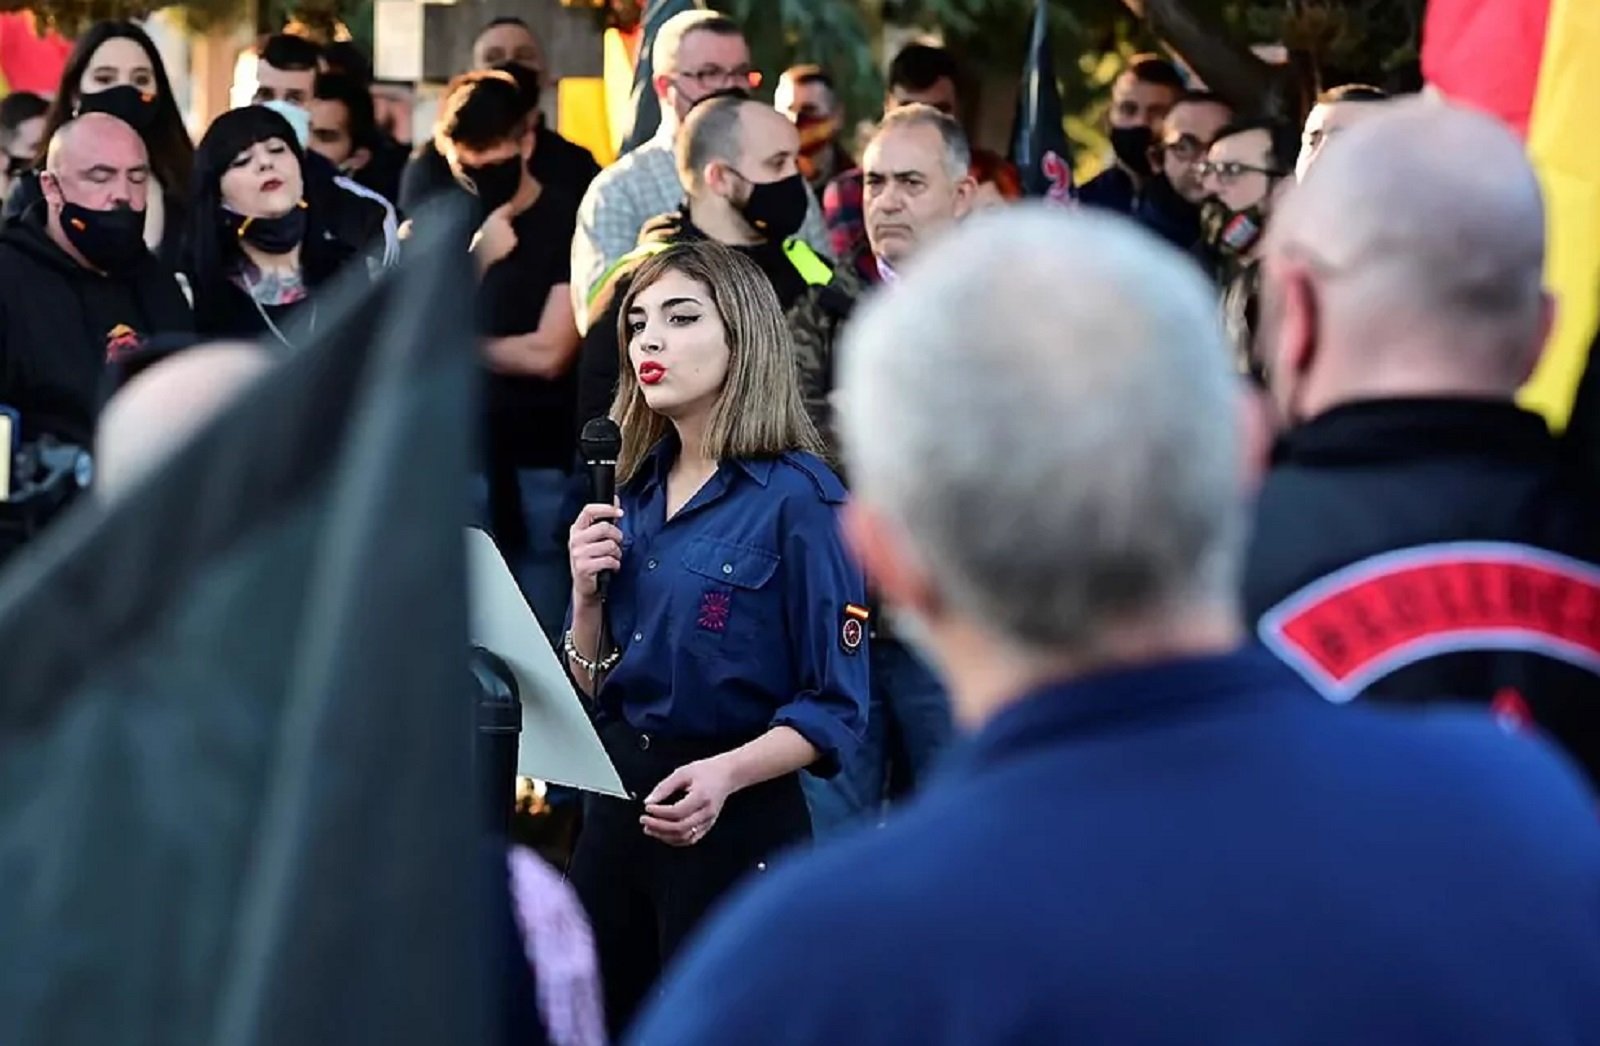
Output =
[{"x1": 1423, "y1": 0, "x2": 1600, "y2": 432}]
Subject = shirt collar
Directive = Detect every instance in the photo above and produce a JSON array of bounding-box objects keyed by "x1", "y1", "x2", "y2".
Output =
[
  {"x1": 876, "y1": 256, "x2": 899, "y2": 284},
  {"x1": 1273, "y1": 398, "x2": 1554, "y2": 469},
  {"x1": 629, "y1": 434, "x2": 774, "y2": 498},
  {"x1": 946, "y1": 646, "x2": 1302, "y2": 778}
]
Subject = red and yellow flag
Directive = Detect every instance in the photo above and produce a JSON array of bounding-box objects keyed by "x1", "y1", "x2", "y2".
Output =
[{"x1": 1423, "y1": 0, "x2": 1600, "y2": 431}]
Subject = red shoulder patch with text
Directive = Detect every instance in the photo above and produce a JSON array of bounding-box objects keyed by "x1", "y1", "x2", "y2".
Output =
[{"x1": 1259, "y1": 542, "x2": 1600, "y2": 702}]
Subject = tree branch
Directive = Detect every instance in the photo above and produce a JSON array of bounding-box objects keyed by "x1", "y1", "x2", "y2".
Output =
[{"x1": 1119, "y1": 0, "x2": 1291, "y2": 118}]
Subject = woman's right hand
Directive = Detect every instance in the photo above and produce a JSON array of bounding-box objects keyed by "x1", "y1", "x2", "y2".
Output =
[{"x1": 569, "y1": 502, "x2": 624, "y2": 606}]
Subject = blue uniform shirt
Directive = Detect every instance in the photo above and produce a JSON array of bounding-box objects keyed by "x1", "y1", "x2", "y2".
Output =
[
  {"x1": 631, "y1": 647, "x2": 1600, "y2": 1045},
  {"x1": 593, "y1": 439, "x2": 868, "y2": 775}
]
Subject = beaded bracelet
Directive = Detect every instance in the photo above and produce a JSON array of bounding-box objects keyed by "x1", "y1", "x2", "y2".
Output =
[{"x1": 563, "y1": 629, "x2": 621, "y2": 675}]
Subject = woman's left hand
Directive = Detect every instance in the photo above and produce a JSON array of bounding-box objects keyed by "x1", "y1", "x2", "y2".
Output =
[{"x1": 641, "y1": 757, "x2": 737, "y2": 847}]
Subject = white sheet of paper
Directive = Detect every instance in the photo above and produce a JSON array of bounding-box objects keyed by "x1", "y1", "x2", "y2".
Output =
[{"x1": 466, "y1": 528, "x2": 628, "y2": 798}]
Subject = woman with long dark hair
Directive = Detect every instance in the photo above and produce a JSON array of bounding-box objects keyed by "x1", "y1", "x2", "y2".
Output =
[
  {"x1": 185, "y1": 106, "x2": 375, "y2": 346},
  {"x1": 6, "y1": 21, "x2": 194, "y2": 268}
]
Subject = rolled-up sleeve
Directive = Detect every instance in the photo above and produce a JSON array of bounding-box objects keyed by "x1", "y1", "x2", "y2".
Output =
[{"x1": 772, "y1": 492, "x2": 869, "y2": 777}]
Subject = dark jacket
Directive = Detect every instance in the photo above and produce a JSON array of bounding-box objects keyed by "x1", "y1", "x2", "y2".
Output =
[
  {"x1": 633, "y1": 647, "x2": 1600, "y2": 1045},
  {"x1": 1135, "y1": 176, "x2": 1202, "y2": 253},
  {"x1": 4, "y1": 169, "x2": 189, "y2": 272},
  {"x1": 573, "y1": 209, "x2": 851, "y2": 445},
  {"x1": 0, "y1": 204, "x2": 191, "y2": 445},
  {"x1": 399, "y1": 124, "x2": 600, "y2": 215},
  {"x1": 1245, "y1": 398, "x2": 1600, "y2": 783},
  {"x1": 1077, "y1": 163, "x2": 1137, "y2": 214}
]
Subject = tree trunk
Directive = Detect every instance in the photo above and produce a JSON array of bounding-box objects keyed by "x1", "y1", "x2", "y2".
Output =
[{"x1": 1119, "y1": 0, "x2": 1292, "y2": 118}]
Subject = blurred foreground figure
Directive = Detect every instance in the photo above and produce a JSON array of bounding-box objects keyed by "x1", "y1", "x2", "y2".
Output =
[
  {"x1": 630, "y1": 206, "x2": 1600, "y2": 1046},
  {"x1": 1247, "y1": 100, "x2": 1600, "y2": 784}
]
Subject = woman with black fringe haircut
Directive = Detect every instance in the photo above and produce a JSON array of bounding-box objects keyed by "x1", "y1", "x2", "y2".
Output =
[
  {"x1": 6, "y1": 21, "x2": 195, "y2": 269},
  {"x1": 185, "y1": 106, "x2": 386, "y2": 347}
]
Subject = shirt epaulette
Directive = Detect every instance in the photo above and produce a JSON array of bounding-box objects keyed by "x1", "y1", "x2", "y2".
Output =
[{"x1": 781, "y1": 451, "x2": 847, "y2": 505}]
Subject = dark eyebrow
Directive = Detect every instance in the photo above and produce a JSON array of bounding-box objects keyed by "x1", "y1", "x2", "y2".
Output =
[{"x1": 661, "y1": 296, "x2": 703, "y2": 309}]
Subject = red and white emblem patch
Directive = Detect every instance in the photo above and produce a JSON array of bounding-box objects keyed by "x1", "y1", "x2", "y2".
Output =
[
  {"x1": 1259, "y1": 541, "x2": 1600, "y2": 702},
  {"x1": 841, "y1": 603, "x2": 869, "y2": 655}
]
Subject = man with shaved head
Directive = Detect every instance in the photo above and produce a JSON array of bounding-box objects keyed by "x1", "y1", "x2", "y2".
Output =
[
  {"x1": 633, "y1": 205, "x2": 1600, "y2": 1046},
  {"x1": 1246, "y1": 99, "x2": 1600, "y2": 783},
  {"x1": 0, "y1": 113, "x2": 190, "y2": 453},
  {"x1": 96, "y1": 342, "x2": 272, "y2": 501}
]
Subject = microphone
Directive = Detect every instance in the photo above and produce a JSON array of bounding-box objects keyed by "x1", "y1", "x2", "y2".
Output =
[{"x1": 579, "y1": 416, "x2": 623, "y2": 600}]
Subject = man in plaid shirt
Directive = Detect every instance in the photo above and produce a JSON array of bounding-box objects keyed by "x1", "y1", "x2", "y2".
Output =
[{"x1": 571, "y1": 10, "x2": 830, "y2": 333}]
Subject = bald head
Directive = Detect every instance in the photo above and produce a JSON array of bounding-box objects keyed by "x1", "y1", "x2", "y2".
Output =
[
  {"x1": 1259, "y1": 100, "x2": 1550, "y2": 416},
  {"x1": 41, "y1": 113, "x2": 151, "y2": 270},
  {"x1": 96, "y1": 344, "x2": 274, "y2": 501},
  {"x1": 46, "y1": 112, "x2": 146, "y2": 176}
]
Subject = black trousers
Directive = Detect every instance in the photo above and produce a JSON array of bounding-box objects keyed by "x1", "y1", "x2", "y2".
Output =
[{"x1": 567, "y1": 720, "x2": 812, "y2": 1038}]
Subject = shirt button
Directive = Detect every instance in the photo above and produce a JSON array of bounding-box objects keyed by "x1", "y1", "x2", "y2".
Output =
[
  {"x1": 632, "y1": 632, "x2": 643, "y2": 643},
  {"x1": 646, "y1": 558, "x2": 658, "y2": 570},
  {"x1": 721, "y1": 563, "x2": 733, "y2": 575}
]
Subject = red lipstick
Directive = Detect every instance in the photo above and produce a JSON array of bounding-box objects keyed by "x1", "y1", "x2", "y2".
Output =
[{"x1": 639, "y1": 361, "x2": 667, "y2": 386}]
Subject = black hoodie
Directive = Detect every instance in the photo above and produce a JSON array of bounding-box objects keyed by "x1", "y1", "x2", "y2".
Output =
[{"x1": 0, "y1": 204, "x2": 192, "y2": 446}]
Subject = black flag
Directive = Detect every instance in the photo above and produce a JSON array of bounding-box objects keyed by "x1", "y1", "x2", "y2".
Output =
[
  {"x1": 1010, "y1": 0, "x2": 1075, "y2": 203},
  {"x1": 0, "y1": 204, "x2": 493, "y2": 1044},
  {"x1": 617, "y1": 0, "x2": 700, "y2": 156}
]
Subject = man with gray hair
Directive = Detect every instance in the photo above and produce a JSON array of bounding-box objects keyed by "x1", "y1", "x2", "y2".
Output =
[
  {"x1": 1246, "y1": 99, "x2": 1600, "y2": 782},
  {"x1": 569, "y1": 9, "x2": 831, "y2": 333},
  {"x1": 630, "y1": 206, "x2": 1600, "y2": 1044},
  {"x1": 860, "y1": 103, "x2": 974, "y2": 283}
]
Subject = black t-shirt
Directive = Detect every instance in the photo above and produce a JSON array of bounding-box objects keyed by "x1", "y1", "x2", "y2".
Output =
[{"x1": 479, "y1": 183, "x2": 579, "y2": 473}]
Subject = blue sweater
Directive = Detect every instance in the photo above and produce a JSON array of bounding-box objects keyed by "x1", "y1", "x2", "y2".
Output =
[{"x1": 631, "y1": 647, "x2": 1600, "y2": 1045}]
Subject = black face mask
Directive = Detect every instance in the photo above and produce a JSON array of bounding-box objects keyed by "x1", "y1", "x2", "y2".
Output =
[
  {"x1": 732, "y1": 170, "x2": 809, "y2": 241},
  {"x1": 458, "y1": 157, "x2": 523, "y2": 214},
  {"x1": 78, "y1": 84, "x2": 158, "y2": 136},
  {"x1": 1201, "y1": 197, "x2": 1268, "y2": 258},
  {"x1": 226, "y1": 201, "x2": 308, "y2": 255},
  {"x1": 1110, "y1": 125, "x2": 1155, "y2": 177},
  {"x1": 60, "y1": 201, "x2": 147, "y2": 275}
]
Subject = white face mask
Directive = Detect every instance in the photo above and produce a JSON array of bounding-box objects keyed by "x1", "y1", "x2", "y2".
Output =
[{"x1": 259, "y1": 99, "x2": 311, "y2": 148}]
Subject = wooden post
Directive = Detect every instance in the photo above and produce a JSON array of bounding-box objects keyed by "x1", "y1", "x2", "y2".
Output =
[{"x1": 187, "y1": 18, "x2": 255, "y2": 134}]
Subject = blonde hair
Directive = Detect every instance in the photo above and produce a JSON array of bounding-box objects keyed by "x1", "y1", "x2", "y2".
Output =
[{"x1": 613, "y1": 240, "x2": 824, "y2": 482}]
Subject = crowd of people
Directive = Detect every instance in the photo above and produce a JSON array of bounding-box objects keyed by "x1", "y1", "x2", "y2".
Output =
[{"x1": 2, "y1": 6, "x2": 1600, "y2": 1045}]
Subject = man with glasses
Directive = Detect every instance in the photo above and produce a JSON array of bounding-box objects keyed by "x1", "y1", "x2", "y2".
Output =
[
  {"x1": 1135, "y1": 90, "x2": 1233, "y2": 252},
  {"x1": 1197, "y1": 119, "x2": 1299, "y2": 367},
  {"x1": 571, "y1": 10, "x2": 831, "y2": 333}
]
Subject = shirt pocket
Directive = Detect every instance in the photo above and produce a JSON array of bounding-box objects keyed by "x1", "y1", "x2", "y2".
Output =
[{"x1": 679, "y1": 535, "x2": 782, "y2": 660}]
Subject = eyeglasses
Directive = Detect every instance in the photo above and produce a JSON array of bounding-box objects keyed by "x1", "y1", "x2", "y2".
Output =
[
  {"x1": 1161, "y1": 134, "x2": 1210, "y2": 162},
  {"x1": 674, "y1": 65, "x2": 761, "y2": 92},
  {"x1": 1196, "y1": 160, "x2": 1286, "y2": 186}
]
